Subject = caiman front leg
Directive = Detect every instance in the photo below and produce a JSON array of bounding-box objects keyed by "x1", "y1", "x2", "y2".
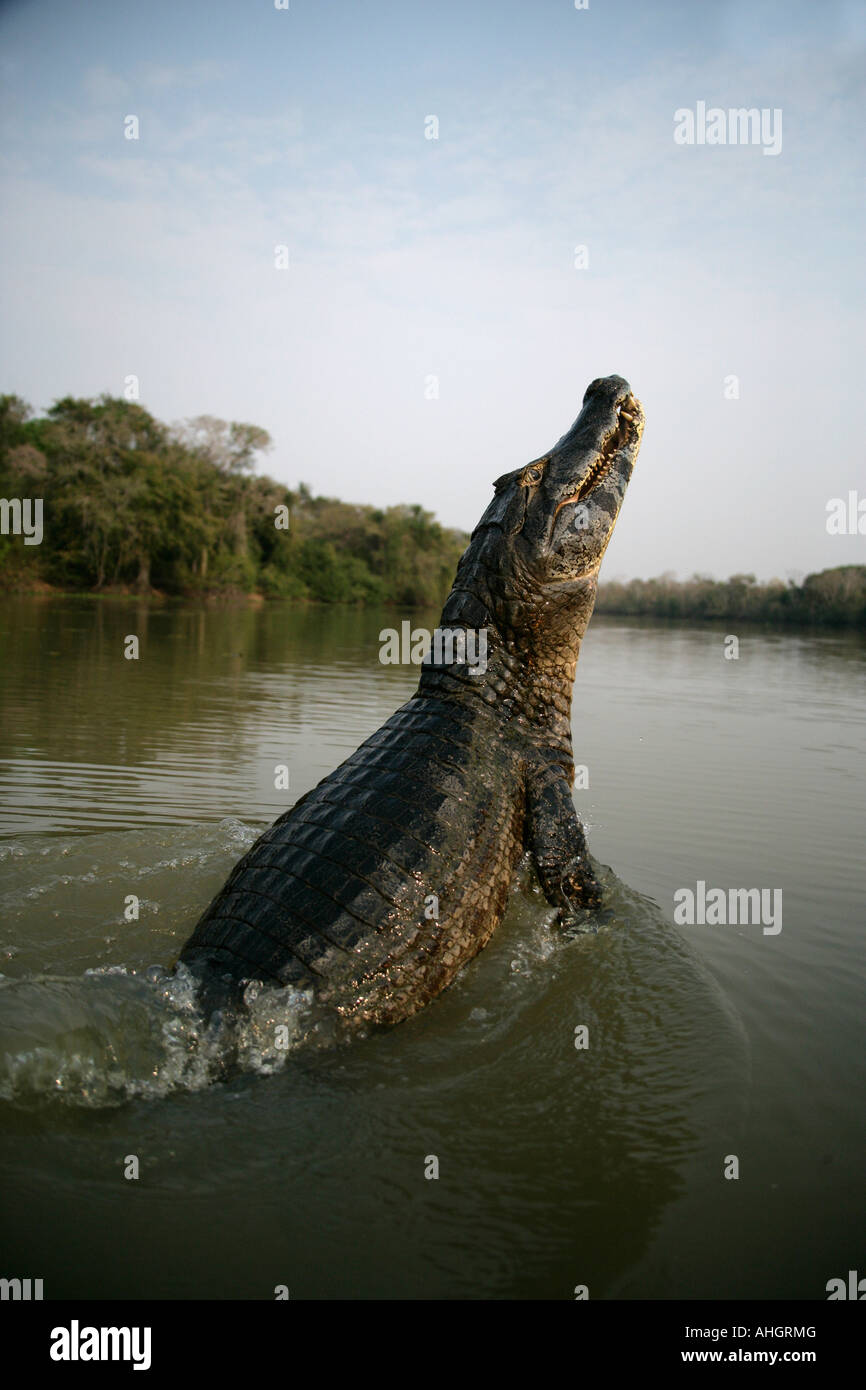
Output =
[{"x1": 526, "y1": 760, "x2": 603, "y2": 924}]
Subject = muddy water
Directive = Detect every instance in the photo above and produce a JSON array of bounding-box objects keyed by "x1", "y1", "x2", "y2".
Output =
[{"x1": 0, "y1": 598, "x2": 863, "y2": 1298}]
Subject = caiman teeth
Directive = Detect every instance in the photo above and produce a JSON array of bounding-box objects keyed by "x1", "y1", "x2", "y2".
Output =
[
  {"x1": 553, "y1": 451, "x2": 614, "y2": 521},
  {"x1": 578, "y1": 452, "x2": 611, "y2": 495},
  {"x1": 553, "y1": 416, "x2": 627, "y2": 520}
]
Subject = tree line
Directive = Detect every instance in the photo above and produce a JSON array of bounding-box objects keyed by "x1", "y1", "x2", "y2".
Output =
[
  {"x1": 1, "y1": 392, "x2": 862, "y2": 625},
  {"x1": 0, "y1": 393, "x2": 467, "y2": 607},
  {"x1": 595, "y1": 569, "x2": 866, "y2": 628}
]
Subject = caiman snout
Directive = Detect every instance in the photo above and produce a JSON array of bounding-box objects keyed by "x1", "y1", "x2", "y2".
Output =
[
  {"x1": 583, "y1": 374, "x2": 635, "y2": 410},
  {"x1": 507, "y1": 374, "x2": 645, "y2": 595},
  {"x1": 458, "y1": 374, "x2": 644, "y2": 628},
  {"x1": 543, "y1": 377, "x2": 643, "y2": 523}
]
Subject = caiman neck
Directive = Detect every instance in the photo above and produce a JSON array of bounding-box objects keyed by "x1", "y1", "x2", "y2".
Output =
[{"x1": 417, "y1": 576, "x2": 599, "y2": 768}]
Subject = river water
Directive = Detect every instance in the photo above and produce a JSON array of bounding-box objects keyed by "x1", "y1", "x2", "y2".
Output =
[{"x1": 0, "y1": 597, "x2": 863, "y2": 1299}]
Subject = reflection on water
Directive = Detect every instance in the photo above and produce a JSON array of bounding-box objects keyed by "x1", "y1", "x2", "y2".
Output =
[
  {"x1": 0, "y1": 599, "x2": 421, "y2": 833},
  {"x1": 0, "y1": 598, "x2": 863, "y2": 1298}
]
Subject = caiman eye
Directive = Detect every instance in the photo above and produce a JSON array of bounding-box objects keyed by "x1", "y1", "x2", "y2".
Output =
[{"x1": 524, "y1": 464, "x2": 544, "y2": 485}]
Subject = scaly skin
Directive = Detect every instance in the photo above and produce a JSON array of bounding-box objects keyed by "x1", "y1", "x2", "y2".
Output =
[{"x1": 179, "y1": 375, "x2": 645, "y2": 1030}]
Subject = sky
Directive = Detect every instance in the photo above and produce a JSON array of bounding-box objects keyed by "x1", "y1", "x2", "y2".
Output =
[{"x1": 0, "y1": 0, "x2": 864, "y2": 581}]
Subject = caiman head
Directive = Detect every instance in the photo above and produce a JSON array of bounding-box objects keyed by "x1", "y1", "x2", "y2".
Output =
[{"x1": 433, "y1": 374, "x2": 644, "y2": 674}]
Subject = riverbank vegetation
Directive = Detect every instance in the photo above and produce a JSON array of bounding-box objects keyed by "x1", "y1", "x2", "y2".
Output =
[
  {"x1": 595, "y1": 568, "x2": 866, "y2": 628},
  {"x1": 0, "y1": 393, "x2": 467, "y2": 606},
  {"x1": 1, "y1": 392, "x2": 863, "y2": 626}
]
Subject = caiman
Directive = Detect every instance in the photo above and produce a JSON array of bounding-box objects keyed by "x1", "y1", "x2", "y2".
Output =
[{"x1": 179, "y1": 375, "x2": 645, "y2": 1031}]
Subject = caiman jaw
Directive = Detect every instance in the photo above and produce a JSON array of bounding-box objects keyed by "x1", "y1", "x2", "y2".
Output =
[{"x1": 553, "y1": 392, "x2": 643, "y2": 522}]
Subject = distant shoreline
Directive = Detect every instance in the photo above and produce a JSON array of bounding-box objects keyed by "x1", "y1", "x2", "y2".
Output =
[
  {"x1": 2, "y1": 393, "x2": 863, "y2": 629},
  {"x1": 2, "y1": 572, "x2": 864, "y2": 631},
  {"x1": 594, "y1": 570, "x2": 866, "y2": 629}
]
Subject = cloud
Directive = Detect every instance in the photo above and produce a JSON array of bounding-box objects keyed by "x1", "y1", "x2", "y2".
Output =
[
  {"x1": 81, "y1": 60, "x2": 226, "y2": 112},
  {"x1": 82, "y1": 65, "x2": 130, "y2": 106},
  {"x1": 139, "y1": 60, "x2": 227, "y2": 90}
]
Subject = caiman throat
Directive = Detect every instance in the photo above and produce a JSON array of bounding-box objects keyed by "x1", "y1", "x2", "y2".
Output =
[{"x1": 179, "y1": 374, "x2": 645, "y2": 1031}]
